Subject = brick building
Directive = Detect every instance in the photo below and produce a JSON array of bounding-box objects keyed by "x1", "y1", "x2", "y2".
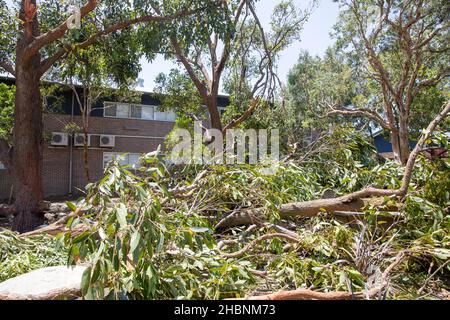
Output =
[{"x1": 0, "y1": 77, "x2": 229, "y2": 200}]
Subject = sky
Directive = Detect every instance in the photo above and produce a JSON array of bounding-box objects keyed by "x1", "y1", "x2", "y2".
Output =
[{"x1": 137, "y1": 0, "x2": 340, "y2": 92}]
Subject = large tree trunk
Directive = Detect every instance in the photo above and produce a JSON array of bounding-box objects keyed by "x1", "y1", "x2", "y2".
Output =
[
  {"x1": 390, "y1": 129, "x2": 403, "y2": 164},
  {"x1": 12, "y1": 1, "x2": 44, "y2": 232},
  {"x1": 206, "y1": 94, "x2": 222, "y2": 131},
  {"x1": 398, "y1": 118, "x2": 410, "y2": 165}
]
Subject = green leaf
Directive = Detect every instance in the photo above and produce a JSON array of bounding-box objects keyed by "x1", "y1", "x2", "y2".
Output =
[
  {"x1": 72, "y1": 231, "x2": 90, "y2": 244},
  {"x1": 66, "y1": 201, "x2": 77, "y2": 212},
  {"x1": 130, "y1": 231, "x2": 141, "y2": 255},
  {"x1": 81, "y1": 267, "x2": 92, "y2": 295},
  {"x1": 116, "y1": 204, "x2": 128, "y2": 229},
  {"x1": 190, "y1": 227, "x2": 210, "y2": 233}
]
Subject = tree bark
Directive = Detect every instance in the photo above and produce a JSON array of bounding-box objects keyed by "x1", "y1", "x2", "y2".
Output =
[
  {"x1": 206, "y1": 93, "x2": 222, "y2": 131},
  {"x1": 82, "y1": 90, "x2": 91, "y2": 183},
  {"x1": 390, "y1": 129, "x2": 402, "y2": 164},
  {"x1": 398, "y1": 117, "x2": 410, "y2": 165},
  {"x1": 82, "y1": 125, "x2": 90, "y2": 183},
  {"x1": 11, "y1": 1, "x2": 44, "y2": 232}
]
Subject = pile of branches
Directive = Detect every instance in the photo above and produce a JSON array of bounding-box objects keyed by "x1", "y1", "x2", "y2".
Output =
[{"x1": 9, "y1": 101, "x2": 449, "y2": 300}]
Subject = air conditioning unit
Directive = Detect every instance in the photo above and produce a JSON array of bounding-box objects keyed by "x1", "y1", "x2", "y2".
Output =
[
  {"x1": 74, "y1": 133, "x2": 91, "y2": 147},
  {"x1": 100, "y1": 134, "x2": 115, "y2": 148},
  {"x1": 50, "y1": 132, "x2": 69, "y2": 146}
]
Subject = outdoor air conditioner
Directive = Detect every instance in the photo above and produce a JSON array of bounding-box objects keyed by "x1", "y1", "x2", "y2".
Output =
[
  {"x1": 50, "y1": 132, "x2": 69, "y2": 146},
  {"x1": 74, "y1": 133, "x2": 91, "y2": 147},
  {"x1": 100, "y1": 134, "x2": 115, "y2": 148}
]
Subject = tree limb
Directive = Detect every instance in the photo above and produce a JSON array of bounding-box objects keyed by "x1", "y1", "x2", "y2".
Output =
[
  {"x1": 222, "y1": 98, "x2": 260, "y2": 132},
  {"x1": 216, "y1": 100, "x2": 450, "y2": 229},
  {"x1": 24, "y1": 0, "x2": 98, "y2": 62},
  {"x1": 0, "y1": 60, "x2": 15, "y2": 76},
  {"x1": 40, "y1": 7, "x2": 204, "y2": 76},
  {"x1": 326, "y1": 107, "x2": 391, "y2": 131}
]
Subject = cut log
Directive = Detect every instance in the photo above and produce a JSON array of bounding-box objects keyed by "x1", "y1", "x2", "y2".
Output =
[
  {"x1": 215, "y1": 195, "x2": 397, "y2": 229},
  {"x1": 239, "y1": 288, "x2": 354, "y2": 300},
  {"x1": 0, "y1": 266, "x2": 87, "y2": 300}
]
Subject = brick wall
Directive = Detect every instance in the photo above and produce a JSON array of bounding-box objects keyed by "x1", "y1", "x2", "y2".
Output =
[{"x1": 0, "y1": 113, "x2": 174, "y2": 200}]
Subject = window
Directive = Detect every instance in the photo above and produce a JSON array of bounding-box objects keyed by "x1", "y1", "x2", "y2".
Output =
[
  {"x1": 154, "y1": 108, "x2": 167, "y2": 121},
  {"x1": 104, "y1": 102, "x2": 117, "y2": 117},
  {"x1": 103, "y1": 102, "x2": 175, "y2": 122},
  {"x1": 103, "y1": 152, "x2": 142, "y2": 169},
  {"x1": 166, "y1": 111, "x2": 176, "y2": 122},
  {"x1": 116, "y1": 103, "x2": 129, "y2": 118},
  {"x1": 0, "y1": 161, "x2": 5, "y2": 170},
  {"x1": 130, "y1": 105, "x2": 142, "y2": 119},
  {"x1": 142, "y1": 106, "x2": 154, "y2": 120}
]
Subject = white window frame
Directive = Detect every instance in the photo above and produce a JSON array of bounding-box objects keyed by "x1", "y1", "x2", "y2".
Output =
[
  {"x1": 103, "y1": 152, "x2": 142, "y2": 169},
  {"x1": 103, "y1": 101, "x2": 175, "y2": 122}
]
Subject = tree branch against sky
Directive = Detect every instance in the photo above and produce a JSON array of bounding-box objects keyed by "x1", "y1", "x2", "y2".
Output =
[
  {"x1": 152, "y1": 0, "x2": 314, "y2": 134},
  {"x1": 135, "y1": 0, "x2": 339, "y2": 93},
  {"x1": 328, "y1": 0, "x2": 449, "y2": 165}
]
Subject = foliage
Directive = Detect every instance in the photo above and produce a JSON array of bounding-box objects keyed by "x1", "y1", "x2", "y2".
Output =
[
  {"x1": 285, "y1": 48, "x2": 358, "y2": 135},
  {"x1": 0, "y1": 83, "x2": 14, "y2": 143},
  {"x1": 56, "y1": 127, "x2": 449, "y2": 299},
  {"x1": 63, "y1": 152, "x2": 254, "y2": 299},
  {"x1": 331, "y1": 0, "x2": 450, "y2": 131},
  {"x1": 0, "y1": 230, "x2": 67, "y2": 282},
  {"x1": 154, "y1": 68, "x2": 205, "y2": 125},
  {"x1": 0, "y1": 0, "x2": 448, "y2": 301}
]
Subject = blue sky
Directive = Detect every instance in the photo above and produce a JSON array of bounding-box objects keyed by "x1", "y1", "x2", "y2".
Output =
[{"x1": 138, "y1": 0, "x2": 340, "y2": 92}]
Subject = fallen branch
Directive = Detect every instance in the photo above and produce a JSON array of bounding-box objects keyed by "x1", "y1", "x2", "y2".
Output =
[
  {"x1": 216, "y1": 100, "x2": 449, "y2": 229},
  {"x1": 364, "y1": 250, "x2": 407, "y2": 299},
  {"x1": 417, "y1": 259, "x2": 450, "y2": 294},
  {"x1": 239, "y1": 288, "x2": 354, "y2": 300},
  {"x1": 239, "y1": 250, "x2": 407, "y2": 300},
  {"x1": 169, "y1": 170, "x2": 208, "y2": 197},
  {"x1": 21, "y1": 207, "x2": 86, "y2": 237}
]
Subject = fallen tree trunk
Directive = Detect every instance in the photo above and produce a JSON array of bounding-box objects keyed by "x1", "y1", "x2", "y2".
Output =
[
  {"x1": 216, "y1": 100, "x2": 449, "y2": 229},
  {"x1": 240, "y1": 288, "x2": 354, "y2": 300},
  {"x1": 215, "y1": 196, "x2": 392, "y2": 229}
]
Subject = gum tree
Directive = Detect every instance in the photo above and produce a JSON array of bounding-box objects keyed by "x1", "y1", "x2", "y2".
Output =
[
  {"x1": 151, "y1": 0, "x2": 312, "y2": 132},
  {"x1": 331, "y1": 0, "x2": 449, "y2": 164},
  {"x1": 0, "y1": 0, "x2": 210, "y2": 232}
]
